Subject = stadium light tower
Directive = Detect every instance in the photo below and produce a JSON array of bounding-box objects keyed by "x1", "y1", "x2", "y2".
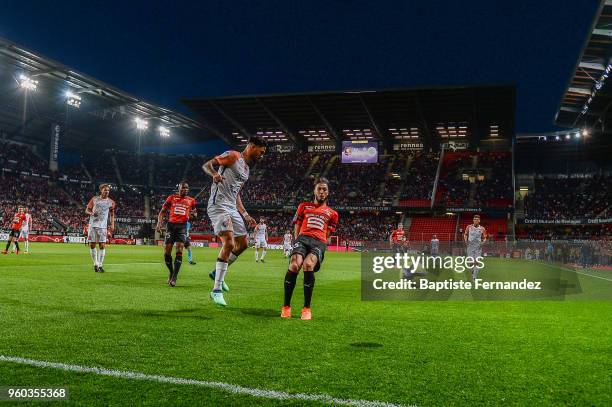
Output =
[
  {"x1": 159, "y1": 126, "x2": 170, "y2": 138},
  {"x1": 18, "y1": 74, "x2": 38, "y2": 91},
  {"x1": 134, "y1": 117, "x2": 149, "y2": 154},
  {"x1": 135, "y1": 117, "x2": 149, "y2": 130},
  {"x1": 65, "y1": 91, "x2": 82, "y2": 109},
  {"x1": 582, "y1": 128, "x2": 589, "y2": 137}
]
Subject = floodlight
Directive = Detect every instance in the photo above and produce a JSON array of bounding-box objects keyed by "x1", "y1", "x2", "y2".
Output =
[
  {"x1": 159, "y1": 126, "x2": 170, "y2": 137},
  {"x1": 66, "y1": 91, "x2": 82, "y2": 108},
  {"x1": 19, "y1": 74, "x2": 38, "y2": 91},
  {"x1": 135, "y1": 117, "x2": 149, "y2": 130}
]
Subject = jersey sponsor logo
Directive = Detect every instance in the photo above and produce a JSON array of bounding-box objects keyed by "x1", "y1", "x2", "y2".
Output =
[
  {"x1": 306, "y1": 215, "x2": 326, "y2": 230},
  {"x1": 172, "y1": 204, "x2": 188, "y2": 216}
]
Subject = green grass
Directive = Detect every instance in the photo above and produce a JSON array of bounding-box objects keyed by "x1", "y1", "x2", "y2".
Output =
[{"x1": 0, "y1": 243, "x2": 611, "y2": 406}]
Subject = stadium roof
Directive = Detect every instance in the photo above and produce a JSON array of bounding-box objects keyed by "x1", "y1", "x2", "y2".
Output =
[
  {"x1": 556, "y1": 0, "x2": 612, "y2": 132},
  {"x1": 183, "y1": 85, "x2": 515, "y2": 148},
  {"x1": 0, "y1": 36, "x2": 204, "y2": 152}
]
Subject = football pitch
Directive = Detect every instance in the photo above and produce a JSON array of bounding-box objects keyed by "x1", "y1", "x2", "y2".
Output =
[{"x1": 1, "y1": 243, "x2": 611, "y2": 406}]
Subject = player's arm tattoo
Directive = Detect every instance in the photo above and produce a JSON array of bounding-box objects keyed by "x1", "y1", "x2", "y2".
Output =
[
  {"x1": 109, "y1": 210, "x2": 115, "y2": 231},
  {"x1": 202, "y1": 158, "x2": 222, "y2": 182},
  {"x1": 85, "y1": 200, "x2": 93, "y2": 215},
  {"x1": 156, "y1": 206, "x2": 167, "y2": 229},
  {"x1": 293, "y1": 223, "x2": 300, "y2": 240}
]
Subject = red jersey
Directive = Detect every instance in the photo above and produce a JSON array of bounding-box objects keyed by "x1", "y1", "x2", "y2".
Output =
[
  {"x1": 162, "y1": 194, "x2": 196, "y2": 224},
  {"x1": 293, "y1": 202, "x2": 339, "y2": 243},
  {"x1": 11, "y1": 212, "x2": 26, "y2": 231},
  {"x1": 390, "y1": 229, "x2": 406, "y2": 243}
]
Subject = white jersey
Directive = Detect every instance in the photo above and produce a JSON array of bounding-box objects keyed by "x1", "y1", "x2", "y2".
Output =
[
  {"x1": 255, "y1": 224, "x2": 267, "y2": 240},
  {"x1": 466, "y1": 224, "x2": 486, "y2": 245},
  {"x1": 431, "y1": 238, "x2": 439, "y2": 250},
  {"x1": 208, "y1": 150, "x2": 250, "y2": 209},
  {"x1": 283, "y1": 233, "x2": 292, "y2": 246},
  {"x1": 21, "y1": 213, "x2": 32, "y2": 231},
  {"x1": 87, "y1": 196, "x2": 116, "y2": 229}
]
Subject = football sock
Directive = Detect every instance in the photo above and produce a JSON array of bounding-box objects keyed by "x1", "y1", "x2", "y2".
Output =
[
  {"x1": 303, "y1": 271, "x2": 315, "y2": 308},
  {"x1": 97, "y1": 249, "x2": 106, "y2": 267},
  {"x1": 255, "y1": 251, "x2": 259, "y2": 261},
  {"x1": 472, "y1": 268, "x2": 478, "y2": 280},
  {"x1": 90, "y1": 248, "x2": 98, "y2": 266},
  {"x1": 261, "y1": 250, "x2": 267, "y2": 260},
  {"x1": 164, "y1": 254, "x2": 173, "y2": 274},
  {"x1": 187, "y1": 246, "x2": 193, "y2": 262},
  {"x1": 24, "y1": 240, "x2": 29, "y2": 251},
  {"x1": 14, "y1": 242, "x2": 20, "y2": 252},
  {"x1": 173, "y1": 252, "x2": 183, "y2": 278},
  {"x1": 228, "y1": 251, "x2": 238, "y2": 265},
  {"x1": 283, "y1": 270, "x2": 298, "y2": 307},
  {"x1": 214, "y1": 259, "x2": 228, "y2": 291},
  {"x1": 210, "y1": 252, "x2": 238, "y2": 279},
  {"x1": 5, "y1": 242, "x2": 10, "y2": 251}
]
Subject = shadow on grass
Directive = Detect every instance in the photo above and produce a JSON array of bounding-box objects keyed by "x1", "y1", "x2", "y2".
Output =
[
  {"x1": 349, "y1": 342, "x2": 383, "y2": 348},
  {"x1": 223, "y1": 307, "x2": 279, "y2": 318},
  {"x1": 78, "y1": 307, "x2": 212, "y2": 320}
]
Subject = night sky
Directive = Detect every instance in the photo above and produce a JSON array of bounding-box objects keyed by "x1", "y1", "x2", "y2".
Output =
[{"x1": 0, "y1": 0, "x2": 601, "y2": 133}]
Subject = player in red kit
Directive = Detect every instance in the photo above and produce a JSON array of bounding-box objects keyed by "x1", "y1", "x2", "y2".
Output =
[
  {"x1": 156, "y1": 181, "x2": 197, "y2": 287},
  {"x1": 3, "y1": 206, "x2": 26, "y2": 255},
  {"x1": 281, "y1": 178, "x2": 339, "y2": 320},
  {"x1": 389, "y1": 223, "x2": 406, "y2": 251}
]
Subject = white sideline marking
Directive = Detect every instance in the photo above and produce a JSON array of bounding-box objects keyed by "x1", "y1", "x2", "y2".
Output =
[
  {"x1": 573, "y1": 270, "x2": 612, "y2": 282},
  {"x1": 539, "y1": 262, "x2": 612, "y2": 283},
  {"x1": 0, "y1": 355, "x2": 409, "y2": 407}
]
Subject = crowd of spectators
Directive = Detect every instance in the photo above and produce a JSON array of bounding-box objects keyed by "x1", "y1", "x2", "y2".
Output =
[
  {"x1": 435, "y1": 152, "x2": 473, "y2": 206},
  {"x1": 516, "y1": 224, "x2": 612, "y2": 241},
  {"x1": 0, "y1": 140, "x2": 49, "y2": 176},
  {"x1": 400, "y1": 151, "x2": 439, "y2": 200},
  {"x1": 524, "y1": 175, "x2": 612, "y2": 219},
  {"x1": 5, "y1": 139, "x2": 612, "y2": 242},
  {"x1": 473, "y1": 153, "x2": 513, "y2": 208}
]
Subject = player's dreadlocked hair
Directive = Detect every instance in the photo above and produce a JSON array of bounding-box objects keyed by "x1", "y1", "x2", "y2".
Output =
[
  {"x1": 177, "y1": 180, "x2": 189, "y2": 190},
  {"x1": 248, "y1": 135, "x2": 267, "y2": 147},
  {"x1": 314, "y1": 177, "x2": 329, "y2": 186}
]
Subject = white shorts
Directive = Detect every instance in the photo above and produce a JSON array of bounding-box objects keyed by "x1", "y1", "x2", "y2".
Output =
[
  {"x1": 283, "y1": 244, "x2": 292, "y2": 252},
  {"x1": 255, "y1": 239, "x2": 268, "y2": 249},
  {"x1": 87, "y1": 227, "x2": 107, "y2": 243},
  {"x1": 467, "y1": 244, "x2": 482, "y2": 259},
  {"x1": 207, "y1": 205, "x2": 247, "y2": 237},
  {"x1": 20, "y1": 229, "x2": 29, "y2": 239}
]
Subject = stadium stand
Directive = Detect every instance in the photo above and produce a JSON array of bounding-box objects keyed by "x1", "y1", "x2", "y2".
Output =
[
  {"x1": 523, "y1": 175, "x2": 611, "y2": 219},
  {"x1": 407, "y1": 215, "x2": 457, "y2": 242}
]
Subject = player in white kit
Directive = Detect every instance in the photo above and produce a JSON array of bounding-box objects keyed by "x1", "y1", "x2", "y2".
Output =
[
  {"x1": 463, "y1": 215, "x2": 487, "y2": 281},
  {"x1": 85, "y1": 184, "x2": 116, "y2": 273},
  {"x1": 283, "y1": 230, "x2": 292, "y2": 258},
  {"x1": 254, "y1": 218, "x2": 268, "y2": 263},
  {"x1": 202, "y1": 136, "x2": 267, "y2": 306},
  {"x1": 430, "y1": 234, "x2": 439, "y2": 256},
  {"x1": 10, "y1": 208, "x2": 32, "y2": 254},
  {"x1": 19, "y1": 209, "x2": 32, "y2": 254}
]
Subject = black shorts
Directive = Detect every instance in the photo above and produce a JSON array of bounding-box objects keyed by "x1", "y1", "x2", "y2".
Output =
[
  {"x1": 164, "y1": 222, "x2": 187, "y2": 245},
  {"x1": 185, "y1": 236, "x2": 191, "y2": 247},
  {"x1": 291, "y1": 235, "x2": 327, "y2": 272},
  {"x1": 9, "y1": 229, "x2": 20, "y2": 239}
]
